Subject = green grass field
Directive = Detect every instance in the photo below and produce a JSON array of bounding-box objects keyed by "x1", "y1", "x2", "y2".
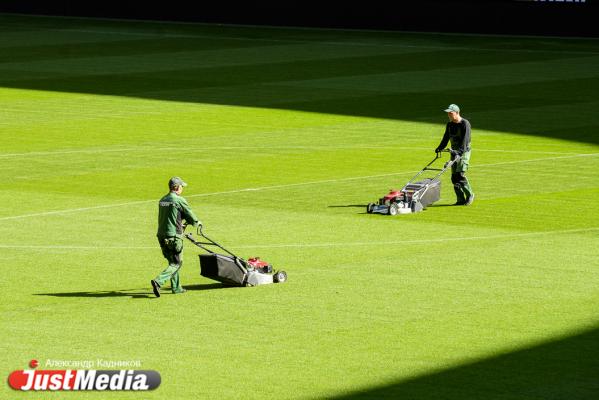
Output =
[{"x1": 1, "y1": 14, "x2": 599, "y2": 399}]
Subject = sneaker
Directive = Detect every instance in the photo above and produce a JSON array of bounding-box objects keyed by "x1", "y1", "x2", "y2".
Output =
[
  {"x1": 454, "y1": 200, "x2": 466, "y2": 206},
  {"x1": 151, "y1": 280, "x2": 161, "y2": 298},
  {"x1": 465, "y1": 194, "x2": 475, "y2": 206},
  {"x1": 172, "y1": 288, "x2": 187, "y2": 294}
]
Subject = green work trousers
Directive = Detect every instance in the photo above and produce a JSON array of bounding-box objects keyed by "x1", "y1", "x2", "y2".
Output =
[
  {"x1": 155, "y1": 236, "x2": 184, "y2": 293},
  {"x1": 451, "y1": 150, "x2": 474, "y2": 202}
]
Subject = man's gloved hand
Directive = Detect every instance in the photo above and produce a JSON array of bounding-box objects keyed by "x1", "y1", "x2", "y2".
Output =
[{"x1": 450, "y1": 150, "x2": 461, "y2": 162}]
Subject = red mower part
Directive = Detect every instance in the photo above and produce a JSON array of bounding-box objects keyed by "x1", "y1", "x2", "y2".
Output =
[
  {"x1": 247, "y1": 257, "x2": 270, "y2": 268},
  {"x1": 384, "y1": 190, "x2": 403, "y2": 202}
]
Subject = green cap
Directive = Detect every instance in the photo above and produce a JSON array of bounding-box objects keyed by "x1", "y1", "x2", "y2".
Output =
[
  {"x1": 168, "y1": 176, "x2": 187, "y2": 188},
  {"x1": 444, "y1": 104, "x2": 460, "y2": 113}
]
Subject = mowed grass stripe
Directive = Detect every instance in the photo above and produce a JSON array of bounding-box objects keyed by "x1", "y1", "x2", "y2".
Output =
[
  {"x1": 0, "y1": 37, "x2": 264, "y2": 63},
  {"x1": 3, "y1": 13, "x2": 599, "y2": 54},
  {"x1": 0, "y1": 38, "x2": 430, "y2": 69},
  {"x1": 285, "y1": 55, "x2": 599, "y2": 94},
  {"x1": 0, "y1": 26, "x2": 143, "y2": 48},
  {"x1": 0, "y1": 52, "x2": 584, "y2": 103},
  {"x1": 0, "y1": 45, "x2": 568, "y2": 77},
  {"x1": 1, "y1": 152, "x2": 597, "y2": 221},
  {"x1": 0, "y1": 145, "x2": 582, "y2": 159},
  {"x1": 1, "y1": 226, "x2": 597, "y2": 251}
]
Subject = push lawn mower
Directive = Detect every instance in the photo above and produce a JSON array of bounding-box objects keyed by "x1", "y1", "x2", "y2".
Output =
[
  {"x1": 185, "y1": 225, "x2": 287, "y2": 286},
  {"x1": 367, "y1": 149, "x2": 459, "y2": 216}
]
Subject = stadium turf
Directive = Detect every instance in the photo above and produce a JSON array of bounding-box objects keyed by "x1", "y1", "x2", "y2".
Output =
[{"x1": 1, "y1": 14, "x2": 598, "y2": 399}]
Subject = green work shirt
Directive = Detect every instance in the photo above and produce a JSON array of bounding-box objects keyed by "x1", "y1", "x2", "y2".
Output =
[{"x1": 156, "y1": 191, "x2": 199, "y2": 238}]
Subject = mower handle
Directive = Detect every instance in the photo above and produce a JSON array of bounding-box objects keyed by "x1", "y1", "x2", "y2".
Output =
[
  {"x1": 185, "y1": 223, "x2": 240, "y2": 259},
  {"x1": 435, "y1": 148, "x2": 455, "y2": 156},
  {"x1": 434, "y1": 149, "x2": 461, "y2": 163},
  {"x1": 401, "y1": 149, "x2": 459, "y2": 189},
  {"x1": 184, "y1": 232, "x2": 215, "y2": 254}
]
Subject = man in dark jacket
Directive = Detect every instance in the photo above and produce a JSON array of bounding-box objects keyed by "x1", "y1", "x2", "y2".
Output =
[
  {"x1": 435, "y1": 104, "x2": 475, "y2": 205},
  {"x1": 151, "y1": 177, "x2": 200, "y2": 297}
]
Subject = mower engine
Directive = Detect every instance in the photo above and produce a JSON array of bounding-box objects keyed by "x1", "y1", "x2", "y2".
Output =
[
  {"x1": 247, "y1": 257, "x2": 273, "y2": 273},
  {"x1": 245, "y1": 256, "x2": 286, "y2": 286},
  {"x1": 367, "y1": 189, "x2": 413, "y2": 215}
]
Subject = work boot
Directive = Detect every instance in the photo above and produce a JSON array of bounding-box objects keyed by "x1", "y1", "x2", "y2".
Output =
[
  {"x1": 151, "y1": 280, "x2": 161, "y2": 298},
  {"x1": 453, "y1": 185, "x2": 466, "y2": 206},
  {"x1": 465, "y1": 193, "x2": 475, "y2": 206}
]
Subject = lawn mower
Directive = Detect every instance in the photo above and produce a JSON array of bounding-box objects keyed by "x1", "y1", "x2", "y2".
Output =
[
  {"x1": 367, "y1": 149, "x2": 459, "y2": 215},
  {"x1": 184, "y1": 225, "x2": 287, "y2": 286}
]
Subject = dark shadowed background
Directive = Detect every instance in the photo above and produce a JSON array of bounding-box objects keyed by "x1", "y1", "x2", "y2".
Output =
[{"x1": 1, "y1": 0, "x2": 599, "y2": 37}]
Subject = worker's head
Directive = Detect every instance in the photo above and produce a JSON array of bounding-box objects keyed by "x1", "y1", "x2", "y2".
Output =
[
  {"x1": 168, "y1": 176, "x2": 187, "y2": 194},
  {"x1": 444, "y1": 104, "x2": 461, "y2": 123}
]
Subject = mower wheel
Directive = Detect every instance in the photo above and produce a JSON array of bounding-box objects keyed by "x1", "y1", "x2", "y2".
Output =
[
  {"x1": 389, "y1": 203, "x2": 399, "y2": 216},
  {"x1": 273, "y1": 271, "x2": 287, "y2": 283},
  {"x1": 366, "y1": 203, "x2": 375, "y2": 214}
]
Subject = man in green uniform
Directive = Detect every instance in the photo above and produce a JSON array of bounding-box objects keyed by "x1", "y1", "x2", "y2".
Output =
[
  {"x1": 151, "y1": 177, "x2": 200, "y2": 297},
  {"x1": 435, "y1": 104, "x2": 475, "y2": 206}
]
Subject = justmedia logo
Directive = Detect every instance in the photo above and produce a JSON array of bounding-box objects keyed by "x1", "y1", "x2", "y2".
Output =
[{"x1": 8, "y1": 360, "x2": 161, "y2": 391}]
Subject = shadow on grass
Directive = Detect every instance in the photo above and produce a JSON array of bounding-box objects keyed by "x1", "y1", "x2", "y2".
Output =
[
  {"x1": 34, "y1": 289, "x2": 153, "y2": 299},
  {"x1": 326, "y1": 324, "x2": 599, "y2": 400},
  {"x1": 184, "y1": 283, "x2": 235, "y2": 291},
  {"x1": 0, "y1": 15, "x2": 598, "y2": 146},
  {"x1": 35, "y1": 283, "x2": 230, "y2": 299}
]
